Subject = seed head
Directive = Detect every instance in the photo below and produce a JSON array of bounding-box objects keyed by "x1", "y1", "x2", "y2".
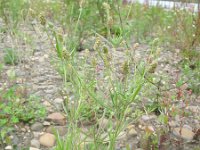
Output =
[
  {"x1": 62, "y1": 48, "x2": 70, "y2": 60},
  {"x1": 103, "y1": 46, "x2": 108, "y2": 54},
  {"x1": 122, "y1": 61, "x2": 129, "y2": 75},
  {"x1": 39, "y1": 13, "x2": 46, "y2": 26},
  {"x1": 148, "y1": 61, "x2": 158, "y2": 73}
]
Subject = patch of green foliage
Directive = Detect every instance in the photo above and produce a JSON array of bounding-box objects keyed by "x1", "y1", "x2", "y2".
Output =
[
  {"x1": 3, "y1": 48, "x2": 19, "y2": 65},
  {"x1": 181, "y1": 49, "x2": 200, "y2": 94},
  {"x1": 0, "y1": 85, "x2": 46, "y2": 144},
  {"x1": 0, "y1": 0, "x2": 28, "y2": 28}
]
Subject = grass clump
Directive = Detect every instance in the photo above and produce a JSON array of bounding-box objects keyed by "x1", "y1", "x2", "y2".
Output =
[{"x1": 3, "y1": 48, "x2": 19, "y2": 65}]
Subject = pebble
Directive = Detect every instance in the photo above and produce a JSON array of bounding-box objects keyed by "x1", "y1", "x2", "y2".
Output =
[
  {"x1": 31, "y1": 122, "x2": 43, "y2": 131},
  {"x1": 43, "y1": 121, "x2": 51, "y2": 126},
  {"x1": 46, "y1": 126, "x2": 67, "y2": 136},
  {"x1": 21, "y1": 128, "x2": 26, "y2": 132},
  {"x1": 29, "y1": 147, "x2": 40, "y2": 150},
  {"x1": 173, "y1": 127, "x2": 195, "y2": 141},
  {"x1": 31, "y1": 139, "x2": 40, "y2": 148},
  {"x1": 126, "y1": 125, "x2": 138, "y2": 138},
  {"x1": 54, "y1": 98, "x2": 64, "y2": 104},
  {"x1": 145, "y1": 126, "x2": 155, "y2": 134},
  {"x1": 43, "y1": 101, "x2": 52, "y2": 107},
  {"x1": 39, "y1": 133, "x2": 56, "y2": 147},
  {"x1": 141, "y1": 115, "x2": 155, "y2": 121},
  {"x1": 127, "y1": 128, "x2": 137, "y2": 138},
  {"x1": 33, "y1": 132, "x2": 41, "y2": 138},
  {"x1": 47, "y1": 112, "x2": 66, "y2": 125},
  {"x1": 5, "y1": 146, "x2": 12, "y2": 150}
]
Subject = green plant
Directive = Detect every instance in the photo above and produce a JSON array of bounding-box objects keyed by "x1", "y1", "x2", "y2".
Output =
[
  {"x1": 0, "y1": 0, "x2": 27, "y2": 29},
  {"x1": 180, "y1": 49, "x2": 200, "y2": 94},
  {"x1": 0, "y1": 85, "x2": 46, "y2": 145},
  {"x1": 3, "y1": 48, "x2": 19, "y2": 65},
  {"x1": 51, "y1": 25, "x2": 149, "y2": 149}
]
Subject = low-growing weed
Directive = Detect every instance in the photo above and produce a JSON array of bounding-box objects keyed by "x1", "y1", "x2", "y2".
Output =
[
  {"x1": 0, "y1": 85, "x2": 46, "y2": 145},
  {"x1": 3, "y1": 48, "x2": 19, "y2": 65}
]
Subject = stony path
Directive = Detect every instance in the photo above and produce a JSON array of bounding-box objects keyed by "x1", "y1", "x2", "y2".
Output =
[
  {"x1": 0, "y1": 22, "x2": 200, "y2": 149},
  {"x1": 0, "y1": 24, "x2": 67, "y2": 149}
]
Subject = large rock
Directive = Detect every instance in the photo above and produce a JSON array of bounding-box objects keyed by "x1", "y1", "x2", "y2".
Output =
[
  {"x1": 39, "y1": 133, "x2": 56, "y2": 147},
  {"x1": 173, "y1": 127, "x2": 195, "y2": 141},
  {"x1": 47, "y1": 112, "x2": 66, "y2": 125}
]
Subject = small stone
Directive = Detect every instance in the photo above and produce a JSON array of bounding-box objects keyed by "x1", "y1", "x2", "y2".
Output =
[
  {"x1": 47, "y1": 112, "x2": 66, "y2": 125},
  {"x1": 173, "y1": 127, "x2": 195, "y2": 141},
  {"x1": 39, "y1": 133, "x2": 56, "y2": 147},
  {"x1": 43, "y1": 121, "x2": 51, "y2": 126},
  {"x1": 44, "y1": 54, "x2": 49, "y2": 58},
  {"x1": 31, "y1": 139, "x2": 40, "y2": 148},
  {"x1": 138, "y1": 125, "x2": 144, "y2": 129},
  {"x1": 29, "y1": 147, "x2": 40, "y2": 150},
  {"x1": 21, "y1": 128, "x2": 26, "y2": 132},
  {"x1": 145, "y1": 126, "x2": 155, "y2": 133},
  {"x1": 141, "y1": 115, "x2": 155, "y2": 121},
  {"x1": 31, "y1": 122, "x2": 43, "y2": 131},
  {"x1": 54, "y1": 98, "x2": 63, "y2": 104},
  {"x1": 39, "y1": 57, "x2": 45, "y2": 62},
  {"x1": 43, "y1": 101, "x2": 51, "y2": 107},
  {"x1": 5, "y1": 146, "x2": 12, "y2": 150},
  {"x1": 127, "y1": 125, "x2": 137, "y2": 139},
  {"x1": 33, "y1": 132, "x2": 41, "y2": 138},
  {"x1": 46, "y1": 126, "x2": 67, "y2": 136}
]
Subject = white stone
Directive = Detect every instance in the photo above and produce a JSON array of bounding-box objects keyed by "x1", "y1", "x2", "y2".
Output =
[{"x1": 5, "y1": 146, "x2": 12, "y2": 150}]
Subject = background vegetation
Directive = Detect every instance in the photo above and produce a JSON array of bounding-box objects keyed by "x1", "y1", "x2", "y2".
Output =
[{"x1": 0, "y1": 0, "x2": 199, "y2": 149}]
